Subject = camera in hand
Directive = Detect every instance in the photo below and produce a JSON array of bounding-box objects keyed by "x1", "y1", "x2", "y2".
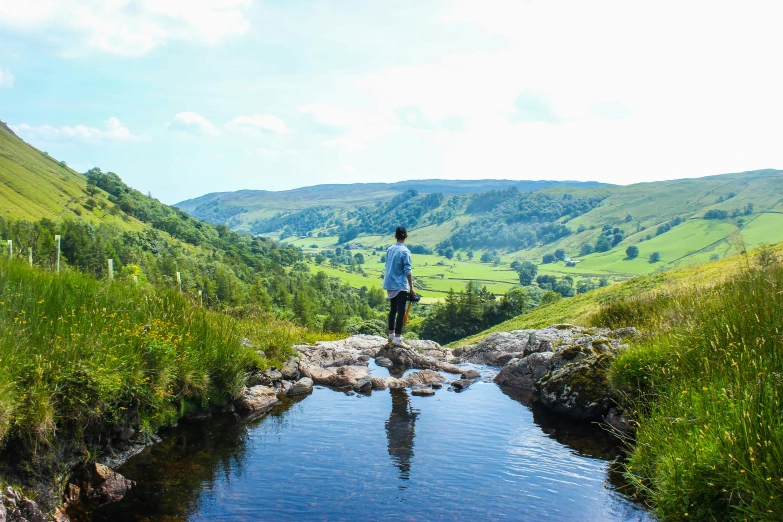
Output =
[{"x1": 408, "y1": 292, "x2": 422, "y2": 303}]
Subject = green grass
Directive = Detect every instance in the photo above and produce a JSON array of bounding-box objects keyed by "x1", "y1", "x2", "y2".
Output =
[
  {"x1": 0, "y1": 260, "x2": 311, "y2": 459},
  {"x1": 302, "y1": 251, "x2": 523, "y2": 301},
  {"x1": 597, "y1": 253, "x2": 783, "y2": 520},
  {"x1": 452, "y1": 244, "x2": 773, "y2": 346},
  {"x1": 0, "y1": 122, "x2": 141, "y2": 230}
]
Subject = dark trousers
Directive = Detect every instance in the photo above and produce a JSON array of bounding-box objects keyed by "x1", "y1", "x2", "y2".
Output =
[{"x1": 388, "y1": 291, "x2": 408, "y2": 336}]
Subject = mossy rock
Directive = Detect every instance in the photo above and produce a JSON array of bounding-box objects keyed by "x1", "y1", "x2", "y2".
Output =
[{"x1": 537, "y1": 354, "x2": 612, "y2": 419}]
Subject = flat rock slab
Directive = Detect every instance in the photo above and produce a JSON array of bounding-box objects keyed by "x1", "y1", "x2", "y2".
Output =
[
  {"x1": 372, "y1": 370, "x2": 446, "y2": 390},
  {"x1": 411, "y1": 388, "x2": 435, "y2": 397}
]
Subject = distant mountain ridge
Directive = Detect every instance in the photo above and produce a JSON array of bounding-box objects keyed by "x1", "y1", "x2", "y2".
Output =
[{"x1": 175, "y1": 179, "x2": 610, "y2": 230}]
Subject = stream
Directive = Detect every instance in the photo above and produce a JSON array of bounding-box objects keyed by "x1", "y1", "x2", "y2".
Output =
[{"x1": 91, "y1": 364, "x2": 651, "y2": 521}]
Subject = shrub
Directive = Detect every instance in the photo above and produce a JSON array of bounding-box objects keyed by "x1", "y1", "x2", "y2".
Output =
[
  {"x1": 626, "y1": 245, "x2": 639, "y2": 258},
  {"x1": 539, "y1": 290, "x2": 562, "y2": 305},
  {"x1": 649, "y1": 251, "x2": 661, "y2": 262}
]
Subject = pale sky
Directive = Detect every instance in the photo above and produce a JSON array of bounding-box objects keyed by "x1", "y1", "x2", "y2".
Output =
[{"x1": 1, "y1": 0, "x2": 781, "y2": 203}]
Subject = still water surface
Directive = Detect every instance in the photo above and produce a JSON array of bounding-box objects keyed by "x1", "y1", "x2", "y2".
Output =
[{"x1": 94, "y1": 366, "x2": 651, "y2": 521}]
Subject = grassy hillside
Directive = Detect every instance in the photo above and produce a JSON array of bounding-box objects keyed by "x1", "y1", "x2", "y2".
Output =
[
  {"x1": 451, "y1": 242, "x2": 781, "y2": 346},
  {"x1": 598, "y1": 247, "x2": 783, "y2": 520},
  {"x1": 0, "y1": 121, "x2": 139, "y2": 228},
  {"x1": 0, "y1": 258, "x2": 323, "y2": 486},
  {"x1": 175, "y1": 179, "x2": 606, "y2": 232},
  {"x1": 178, "y1": 166, "x2": 783, "y2": 302}
]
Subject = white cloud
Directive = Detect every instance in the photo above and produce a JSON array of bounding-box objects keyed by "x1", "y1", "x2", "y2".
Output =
[
  {"x1": 299, "y1": 103, "x2": 396, "y2": 152},
  {"x1": 0, "y1": 0, "x2": 251, "y2": 57},
  {"x1": 225, "y1": 114, "x2": 291, "y2": 135},
  {"x1": 0, "y1": 67, "x2": 14, "y2": 88},
  {"x1": 322, "y1": 137, "x2": 366, "y2": 152},
  {"x1": 167, "y1": 112, "x2": 219, "y2": 137},
  {"x1": 339, "y1": 165, "x2": 358, "y2": 174},
  {"x1": 11, "y1": 117, "x2": 143, "y2": 143}
]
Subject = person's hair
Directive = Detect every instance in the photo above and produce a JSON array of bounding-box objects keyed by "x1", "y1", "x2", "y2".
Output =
[{"x1": 395, "y1": 226, "x2": 408, "y2": 240}]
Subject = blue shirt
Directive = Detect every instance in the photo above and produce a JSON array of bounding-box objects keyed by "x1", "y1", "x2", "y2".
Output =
[{"x1": 383, "y1": 242, "x2": 412, "y2": 291}]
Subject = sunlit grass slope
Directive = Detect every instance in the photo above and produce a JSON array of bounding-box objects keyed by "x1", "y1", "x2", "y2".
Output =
[
  {"x1": 598, "y1": 251, "x2": 783, "y2": 520},
  {"x1": 0, "y1": 260, "x2": 312, "y2": 456},
  {"x1": 0, "y1": 120, "x2": 142, "y2": 229},
  {"x1": 451, "y1": 243, "x2": 782, "y2": 346}
]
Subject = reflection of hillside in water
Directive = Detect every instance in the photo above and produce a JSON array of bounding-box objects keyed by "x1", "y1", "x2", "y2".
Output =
[
  {"x1": 88, "y1": 401, "x2": 298, "y2": 522},
  {"x1": 385, "y1": 389, "x2": 418, "y2": 487}
]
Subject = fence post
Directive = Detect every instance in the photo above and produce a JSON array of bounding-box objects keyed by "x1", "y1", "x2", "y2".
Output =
[
  {"x1": 198, "y1": 289, "x2": 203, "y2": 306},
  {"x1": 108, "y1": 259, "x2": 114, "y2": 280},
  {"x1": 176, "y1": 271, "x2": 182, "y2": 292},
  {"x1": 7, "y1": 240, "x2": 11, "y2": 260},
  {"x1": 55, "y1": 235, "x2": 61, "y2": 273},
  {"x1": 29, "y1": 247, "x2": 33, "y2": 267},
  {"x1": 133, "y1": 275, "x2": 138, "y2": 286}
]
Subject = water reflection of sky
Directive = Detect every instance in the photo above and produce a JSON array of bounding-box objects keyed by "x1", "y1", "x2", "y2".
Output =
[{"x1": 94, "y1": 372, "x2": 651, "y2": 522}]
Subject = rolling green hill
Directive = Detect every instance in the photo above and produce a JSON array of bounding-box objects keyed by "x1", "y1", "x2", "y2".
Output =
[
  {"x1": 0, "y1": 120, "x2": 139, "y2": 228},
  {"x1": 177, "y1": 167, "x2": 783, "y2": 300},
  {"x1": 175, "y1": 179, "x2": 608, "y2": 232}
]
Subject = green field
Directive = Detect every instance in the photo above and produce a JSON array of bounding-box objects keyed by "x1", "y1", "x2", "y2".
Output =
[
  {"x1": 287, "y1": 213, "x2": 783, "y2": 300},
  {"x1": 304, "y1": 251, "x2": 522, "y2": 301}
]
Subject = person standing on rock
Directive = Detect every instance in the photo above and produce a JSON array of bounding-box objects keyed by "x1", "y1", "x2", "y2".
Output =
[{"x1": 383, "y1": 226, "x2": 415, "y2": 348}]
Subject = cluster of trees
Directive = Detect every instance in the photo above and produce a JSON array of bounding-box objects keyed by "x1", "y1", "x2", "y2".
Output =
[
  {"x1": 511, "y1": 260, "x2": 538, "y2": 285},
  {"x1": 338, "y1": 190, "x2": 445, "y2": 238},
  {"x1": 251, "y1": 206, "x2": 336, "y2": 238},
  {"x1": 0, "y1": 219, "x2": 386, "y2": 334},
  {"x1": 541, "y1": 248, "x2": 568, "y2": 264},
  {"x1": 418, "y1": 282, "x2": 533, "y2": 344},
  {"x1": 313, "y1": 248, "x2": 365, "y2": 268},
  {"x1": 578, "y1": 224, "x2": 626, "y2": 256},
  {"x1": 438, "y1": 191, "x2": 606, "y2": 251},
  {"x1": 656, "y1": 216, "x2": 684, "y2": 236},
  {"x1": 705, "y1": 203, "x2": 753, "y2": 220}
]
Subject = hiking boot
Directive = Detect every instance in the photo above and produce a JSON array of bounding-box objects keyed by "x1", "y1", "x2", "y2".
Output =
[{"x1": 392, "y1": 338, "x2": 411, "y2": 349}]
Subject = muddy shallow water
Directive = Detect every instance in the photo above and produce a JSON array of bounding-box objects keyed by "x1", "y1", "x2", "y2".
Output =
[{"x1": 91, "y1": 365, "x2": 651, "y2": 521}]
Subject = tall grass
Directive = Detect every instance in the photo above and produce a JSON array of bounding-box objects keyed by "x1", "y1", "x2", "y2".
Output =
[
  {"x1": 594, "y1": 257, "x2": 783, "y2": 520},
  {"x1": 0, "y1": 260, "x2": 307, "y2": 457}
]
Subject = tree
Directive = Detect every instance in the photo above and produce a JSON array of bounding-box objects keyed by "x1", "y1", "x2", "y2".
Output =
[
  {"x1": 542, "y1": 253, "x2": 555, "y2": 264},
  {"x1": 595, "y1": 236, "x2": 612, "y2": 252},
  {"x1": 480, "y1": 252, "x2": 493, "y2": 263},
  {"x1": 599, "y1": 277, "x2": 609, "y2": 287},
  {"x1": 554, "y1": 248, "x2": 566, "y2": 261},
  {"x1": 467, "y1": 250, "x2": 474, "y2": 260},
  {"x1": 540, "y1": 290, "x2": 562, "y2": 306},
  {"x1": 580, "y1": 244, "x2": 594, "y2": 256},
  {"x1": 516, "y1": 261, "x2": 538, "y2": 286},
  {"x1": 626, "y1": 245, "x2": 639, "y2": 259},
  {"x1": 500, "y1": 287, "x2": 529, "y2": 317},
  {"x1": 353, "y1": 252, "x2": 365, "y2": 264},
  {"x1": 649, "y1": 251, "x2": 661, "y2": 262},
  {"x1": 445, "y1": 247, "x2": 454, "y2": 260}
]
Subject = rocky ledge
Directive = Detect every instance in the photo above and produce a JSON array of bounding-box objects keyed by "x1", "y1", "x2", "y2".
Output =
[
  {"x1": 234, "y1": 335, "x2": 464, "y2": 422},
  {"x1": 456, "y1": 324, "x2": 638, "y2": 427}
]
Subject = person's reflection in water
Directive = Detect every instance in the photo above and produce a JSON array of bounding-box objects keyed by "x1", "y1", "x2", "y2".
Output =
[{"x1": 385, "y1": 388, "x2": 418, "y2": 488}]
